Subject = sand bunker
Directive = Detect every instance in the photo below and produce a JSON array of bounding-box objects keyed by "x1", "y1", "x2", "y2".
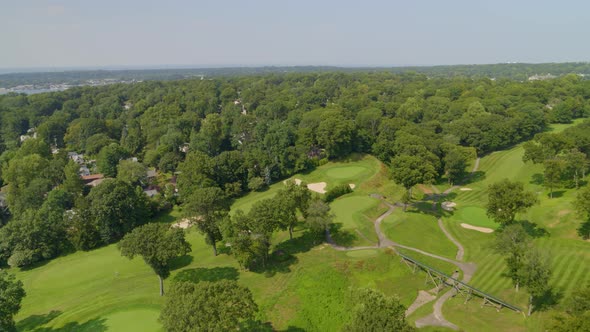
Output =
[
  {"x1": 460, "y1": 187, "x2": 473, "y2": 191},
  {"x1": 441, "y1": 201, "x2": 457, "y2": 211},
  {"x1": 460, "y1": 223, "x2": 493, "y2": 233},
  {"x1": 307, "y1": 182, "x2": 327, "y2": 194},
  {"x1": 172, "y1": 219, "x2": 191, "y2": 229},
  {"x1": 349, "y1": 183, "x2": 356, "y2": 189}
]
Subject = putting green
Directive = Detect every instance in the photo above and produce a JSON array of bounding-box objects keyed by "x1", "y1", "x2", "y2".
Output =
[
  {"x1": 324, "y1": 166, "x2": 367, "y2": 180},
  {"x1": 456, "y1": 206, "x2": 499, "y2": 229},
  {"x1": 105, "y1": 308, "x2": 162, "y2": 331}
]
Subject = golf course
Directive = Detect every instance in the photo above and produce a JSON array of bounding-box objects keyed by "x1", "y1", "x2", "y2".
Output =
[{"x1": 8, "y1": 120, "x2": 590, "y2": 332}]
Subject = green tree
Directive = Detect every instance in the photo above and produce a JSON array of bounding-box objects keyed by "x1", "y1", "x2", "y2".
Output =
[
  {"x1": 97, "y1": 143, "x2": 129, "y2": 177},
  {"x1": 544, "y1": 158, "x2": 565, "y2": 198},
  {"x1": 343, "y1": 288, "x2": 414, "y2": 332},
  {"x1": 486, "y1": 179, "x2": 537, "y2": 225},
  {"x1": 118, "y1": 223, "x2": 191, "y2": 296},
  {"x1": 519, "y1": 247, "x2": 552, "y2": 316},
  {"x1": 563, "y1": 149, "x2": 587, "y2": 189},
  {"x1": 305, "y1": 199, "x2": 334, "y2": 241},
  {"x1": 160, "y1": 280, "x2": 258, "y2": 332},
  {"x1": 0, "y1": 270, "x2": 26, "y2": 332},
  {"x1": 183, "y1": 187, "x2": 229, "y2": 256},
  {"x1": 493, "y1": 224, "x2": 531, "y2": 291},
  {"x1": 3, "y1": 154, "x2": 51, "y2": 217},
  {"x1": 575, "y1": 184, "x2": 590, "y2": 239},
  {"x1": 87, "y1": 179, "x2": 150, "y2": 244},
  {"x1": 443, "y1": 148, "x2": 467, "y2": 185},
  {"x1": 391, "y1": 154, "x2": 437, "y2": 211},
  {"x1": 116, "y1": 159, "x2": 147, "y2": 186}
]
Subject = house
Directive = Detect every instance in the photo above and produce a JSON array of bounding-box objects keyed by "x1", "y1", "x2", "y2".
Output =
[
  {"x1": 87, "y1": 178, "x2": 106, "y2": 187},
  {"x1": 179, "y1": 143, "x2": 189, "y2": 153},
  {"x1": 146, "y1": 169, "x2": 157, "y2": 179},
  {"x1": 79, "y1": 166, "x2": 91, "y2": 177},
  {"x1": 143, "y1": 189, "x2": 158, "y2": 198},
  {"x1": 68, "y1": 152, "x2": 85, "y2": 164},
  {"x1": 81, "y1": 174, "x2": 105, "y2": 185}
]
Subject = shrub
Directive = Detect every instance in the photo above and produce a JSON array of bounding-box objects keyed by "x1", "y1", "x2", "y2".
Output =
[
  {"x1": 248, "y1": 177, "x2": 266, "y2": 192},
  {"x1": 324, "y1": 184, "x2": 353, "y2": 202}
]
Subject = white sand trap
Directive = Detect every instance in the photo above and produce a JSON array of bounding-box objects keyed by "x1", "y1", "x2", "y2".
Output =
[
  {"x1": 172, "y1": 219, "x2": 191, "y2": 229},
  {"x1": 460, "y1": 187, "x2": 473, "y2": 191},
  {"x1": 460, "y1": 223, "x2": 494, "y2": 233},
  {"x1": 307, "y1": 182, "x2": 327, "y2": 194},
  {"x1": 441, "y1": 201, "x2": 457, "y2": 211},
  {"x1": 349, "y1": 183, "x2": 356, "y2": 189}
]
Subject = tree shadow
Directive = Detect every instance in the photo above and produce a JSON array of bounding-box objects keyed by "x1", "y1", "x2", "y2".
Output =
[
  {"x1": 533, "y1": 288, "x2": 563, "y2": 312},
  {"x1": 19, "y1": 258, "x2": 51, "y2": 271},
  {"x1": 520, "y1": 220, "x2": 550, "y2": 238},
  {"x1": 530, "y1": 173, "x2": 544, "y2": 186},
  {"x1": 465, "y1": 170, "x2": 486, "y2": 184},
  {"x1": 328, "y1": 223, "x2": 356, "y2": 247},
  {"x1": 17, "y1": 310, "x2": 62, "y2": 331},
  {"x1": 549, "y1": 191, "x2": 566, "y2": 199},
  {"x1": 281, "y1": 326, "x2": 306, "y2": 332},
  {"x1": 173, "y1": 266, "x2": 239, "y2": 283},
  {"x1": 169, "y1": 254, "x2": 193, "y2": 271}
]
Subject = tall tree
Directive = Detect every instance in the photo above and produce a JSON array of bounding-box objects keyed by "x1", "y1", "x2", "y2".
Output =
[
  {"x1": 160, "y1": 280, "x2": 258, "y2": 332},
  {"x1": 183, "y1": 187, "x2": 229, "y2": 256},
  {"x1": 443, "y1": 148, "x2": 468, "y2": 185},
  {"x1": 575, "y1": 184, "x2": 590, "y2": 239},
  {"x1": 544, "y1": 158, "x2": 565, "y2": 198},
  {"x1": 305, "y1": 199, "x2": 334, "y2": 241},
  {"x1": 118, "y1": 223, "x2": 191, "y2": 296},
  {"x1": 391, "y1": 154, "x2": 437, "y2": 211},
  {"x1": 519, "y1": 247, "x2": 552, "y2": 316},
  {"x1": 343, "y1": 288, "x2": 414, "y2": 332},
  {"x1": 493, "y1": 224, "x2": 531, "y2": 291},
  {"x1": 563, "y1": 149, "x2": 587, "y2": 189},
  {"x1": 486, "y1": 179, "x2": 537, "y2": 225},
  {"x1": 0, "y1": 270, "x2": 26, "y2": 332},
  {"x1": 97, "y1": 143, "x2": 129, "y2": 177}
]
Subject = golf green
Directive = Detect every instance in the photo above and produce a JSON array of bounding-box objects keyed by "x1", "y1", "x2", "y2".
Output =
[
  {"x1": 105, "y1": 308, "x2": 162, "y2": 331},
  {"x1": 456, "y1": 206, "x2": 499, "y2": 229},
  {"x1": 324, "y1": 166, "x2": 367, "y2": 180}
]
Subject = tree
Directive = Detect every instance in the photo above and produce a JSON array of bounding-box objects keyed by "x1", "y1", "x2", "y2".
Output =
[
  {"x1": 493, "y1": 224, "x2": 531, "y2": 291},
  {"x1": 97, "y1": 143, "x2": 129, "y2": 177},
  {"x1": 274, "y1": 181, "x2": 312, "y2": 239},
  {"x1": 391, "y1": 154, "x2": 437, "y2": 211},
  {"x1": 222, "y1": 210, "x2": 269, "y2": 270},
  {"x1": 3, "y1": 154, "x2": 51, "y2": 218},
  {"x1": 563, "y1": 149, "x2": 588, "y2": 189},
  {"x1": 117, "y1": 159, "x2": 147, "y2": 186},
  {"x1": 544, "y1": 158, "x2": 565, "y2": 198},
  {"x1": 87, "y1": 179, "x2": 150, "y2": 244},
  {"x1": 343, "y1": 288, "x2": 414, "y2": 332},
  {"x1": 183, "y1": 187, "x2": 229, "y2": 256},
  {"x1": 519, "y1": 247, "x2": 552, "y2": 316},
  {"x1": 305, "y1": 199, "x2": 334, "y2": 241},
  {"x1": 443, "y1": 148, "x2": 468, "y2": 185},
  {"x1": 575, "y1": 184, "x2": 590, "y2": 239},
  {"x1": 118, "y1": 223, "x2": 191, "y2": 296},
  {"x1": 486, "y1": 179, "x2": 537, "y2": 225},
  {"x1": 160, "y1": 280, "x2": 258, "y2": 332},
  {"x1": 0, "y1": 270, "x2": 26, "y2": 332}
]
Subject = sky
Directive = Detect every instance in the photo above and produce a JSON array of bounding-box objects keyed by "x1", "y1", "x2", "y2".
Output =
[{"x1": 1, "y1": 0, "x2": 589, "y2": 69}]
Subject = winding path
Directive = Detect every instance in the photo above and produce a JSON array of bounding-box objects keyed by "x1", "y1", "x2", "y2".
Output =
[{"x1": 325, "y1": 157, "x2": 483, "y2": 329}]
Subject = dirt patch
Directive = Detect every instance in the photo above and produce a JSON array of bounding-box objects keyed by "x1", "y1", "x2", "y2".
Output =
[
  {"x1": 557, "y1": 209, "x2": 572, "y2": 217},
  {"x1": 284, "y1": 178, "x2": 303, "y2": 185},
  {"x1": 172, "y1": 219, "x2": 191, "y2": 229},
  {"x1": 349, "y1": 183, "x2": 356, "y2": 189},
  {"x1": 460, "y1": 223, "x2": 493, "y2": 233},
  {"x1": 307, "y1": 182, "x2": 327, "y2": 194},
  {"x1": 405, "y1": 290, "x2": 436, "y2": 317},
  {"x1": 418, "y1": 184, "x2": 433, "y2": 194},
  {"x1": 459, "y1": 187, "x2": 473, "y2": 191},
  {"x1": 441, "y1": 201, "x2": 457, "y2": 211}
]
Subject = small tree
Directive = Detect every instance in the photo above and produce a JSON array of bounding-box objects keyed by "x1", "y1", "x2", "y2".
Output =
[
  {"x1": 486, "y1": 179, "x2": 537, "y2": 225},
  {"x1": 493, "y1": 224, "x2": 531, "y2": 291},
  {"x1": 160, "y1": 280, "x2": 258, "y2": 331},
  {"x1": 118, "y1": 223, "x2": 191, "y2": 296},
  {"x1": 306, "y1": 199, "x2": 334, "y2": 241},
  {"x1": 117, "y1": 159, "x2": 147, "y2": 186},
  {"x1": 519, "y1": 247, "x2": 552, "y2": 316},
  {"x1": 0, "y1": 270, "x2": 26, "y2": 332},
  {"x1": 183, "y1": 187, "x2": 229, "y2": 256},
  {"x1": 544, "y1": 158, "x2": 565, "y2": 198},
  {"x1": 343, "y1": 288, "x2": 414, "y2": 332}
]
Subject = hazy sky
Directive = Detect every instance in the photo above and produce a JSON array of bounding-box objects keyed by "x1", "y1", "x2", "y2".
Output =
[{"x1": 1, "y1": 0, "x2": 589, "y2": 69}]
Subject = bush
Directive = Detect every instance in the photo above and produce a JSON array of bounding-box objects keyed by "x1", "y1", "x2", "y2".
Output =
[
  {"x1": 8, "y1": 249, "x2": 37, "y2": 268},
  {"x1": 324, "y1": 184, "x2": 353, "y2": 203},
  {"x1": 248, "y1": 177, "x2": 266, "y2": 192}
]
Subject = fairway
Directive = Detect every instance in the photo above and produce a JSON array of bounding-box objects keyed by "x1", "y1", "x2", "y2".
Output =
[
  {"x1": 105, "y1": 308, "x2": 162, "y2": 332},
  {"x1": 330, "y1": 196, "x2": 380, "y2": 247}
]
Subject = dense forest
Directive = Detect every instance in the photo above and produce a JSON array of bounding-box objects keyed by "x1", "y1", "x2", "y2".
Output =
[
  {"x1": 2, "y1": 62, "x2": 590, "y2": 88},
  {"x1": 1, "y1": 71, "x2": 590, "y2": 270}
]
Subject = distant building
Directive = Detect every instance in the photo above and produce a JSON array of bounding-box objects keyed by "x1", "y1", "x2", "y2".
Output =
[
  {"x1": 87, "y1": 178, "x2": 106, "y2": 187},
  {"x1": 146, "y1": 169, "x2": 157, "y2": 179},
  {"x1": 79, "y1": 166, "x2": 91, "y2": 177},
  {"x1": 68, "y1": 152, "x2": 85, "y2": 164},
  {"x1": 81, "y1": 174, "x2": 105, "y2": 185},
  {"x1": 179, "y1": 143, "x2": 189, "y2": 153},
  {"x1": 143, "y1": 189, "x2": 158, "y2": 198}
]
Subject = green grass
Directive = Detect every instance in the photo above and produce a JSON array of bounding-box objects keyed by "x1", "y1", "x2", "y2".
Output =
[
  {"x1": 455, "y1": 206, "x2": 500, "y2": 229},
  {"x1": 330, "y1": 196, "x2": 380, "y2": 247},
  {"x1": 382, "y1": 208, "x2": 458, "y2": 260}
]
